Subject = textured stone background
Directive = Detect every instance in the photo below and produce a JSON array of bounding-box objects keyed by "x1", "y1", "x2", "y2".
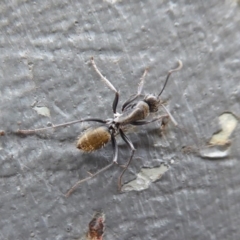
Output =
[{"x1": 0, "y1": 1, "x2": 240, "y2": 239}]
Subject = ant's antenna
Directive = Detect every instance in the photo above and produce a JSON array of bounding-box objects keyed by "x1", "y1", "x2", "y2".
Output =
[{"x1": 157, "y1": 60, "x2": 183, "y2": 99}]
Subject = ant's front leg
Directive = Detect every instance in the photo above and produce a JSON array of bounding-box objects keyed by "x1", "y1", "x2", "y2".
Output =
[
  {"x1": 122, "y1": 68, "x2": 148, "y2": 111},
  {"x1": 130, "y1": 114, "x2": 169, "y2": 126},
  {"x1": 160, "y1": 104, "x2": 178, "y2": 126}
]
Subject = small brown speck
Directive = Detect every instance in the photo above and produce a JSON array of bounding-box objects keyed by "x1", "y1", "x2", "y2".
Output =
[{"x1": 0, "y1": 130, "x2": 5, "y2": 136}]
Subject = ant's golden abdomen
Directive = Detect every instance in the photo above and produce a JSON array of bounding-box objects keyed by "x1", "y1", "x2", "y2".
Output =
[{"x1": 77, "y1": 126, "x2": 111, "y2": 152}]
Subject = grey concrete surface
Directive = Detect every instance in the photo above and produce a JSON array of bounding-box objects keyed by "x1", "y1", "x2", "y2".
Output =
[{"x1": 0, "y1": 0, "x2": 240, "y2": 239}]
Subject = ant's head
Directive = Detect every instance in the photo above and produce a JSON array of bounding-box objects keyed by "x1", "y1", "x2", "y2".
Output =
[
  {"x1": 147, "y1": 60, "x2": 183, "y2": 111},
  {"x1": 144, "y1": 94, "x2": 160, "y2": 112}
]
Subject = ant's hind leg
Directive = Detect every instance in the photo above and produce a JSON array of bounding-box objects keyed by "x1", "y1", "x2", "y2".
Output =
[
  {"x1": 17, "y1": 118, "x2": 107, "y2": 134},
  {"x1": 90, "y1": 57, "x2": 119, "y2": 114},
  {"x1": 118, "y1": 129, "x2": 136, "y2": 192},
  {"x1": 65, "y1": 161, "x2": 115, "y2": 197},
  {"x1": 122, "y1": 68, "x2": 148, "y2": 111},
  {"x1": 65, "y1": 131, "x2": 118, "y2": 197}
]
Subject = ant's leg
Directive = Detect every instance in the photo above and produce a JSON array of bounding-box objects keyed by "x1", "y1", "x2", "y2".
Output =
[
  {"x1": 118, "y1": 129, "x2": 136, "y2": 192},
  {"x1": 130, "y1": 115, "x2": 169, "y2": 126},
  {"x1": 160, "y1": 115, "x2": 170, "y2": 132},
  {"x1": 91, "y1": 57, "x2": 119, "y2": 114},
  {"x1": 65, "y1": 131, "x2": 118, "y2": 197},
  {"x1": 17, "y1": 118, "x2": 107, "y2": 134},
  {"x1": 111, "y1": 131, "x2": 119, "y2": 163},
  {"x1": 122, "y1": 68, "x2": 148, "y2": 111},
  {"x1": 160, "y1": 104, "x2": 178, "y2": 126},
  {"x1": 65, "y1": 162, "x2": 115, "y2": 197}
]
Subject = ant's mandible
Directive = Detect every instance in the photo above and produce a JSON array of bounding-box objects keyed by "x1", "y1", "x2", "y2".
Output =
[{"x1": 18, "y1": 57, "x2": 183, "y2": 197}]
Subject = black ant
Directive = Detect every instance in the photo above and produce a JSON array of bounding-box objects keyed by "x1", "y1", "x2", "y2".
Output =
[{"x1": 17, "y1": 57, "x2": 182, "y2": 196}]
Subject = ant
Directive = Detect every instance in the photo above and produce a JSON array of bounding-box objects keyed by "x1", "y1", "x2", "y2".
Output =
[{"x1": 17, "y1": 57, "x2": 183, "y2": 196}]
